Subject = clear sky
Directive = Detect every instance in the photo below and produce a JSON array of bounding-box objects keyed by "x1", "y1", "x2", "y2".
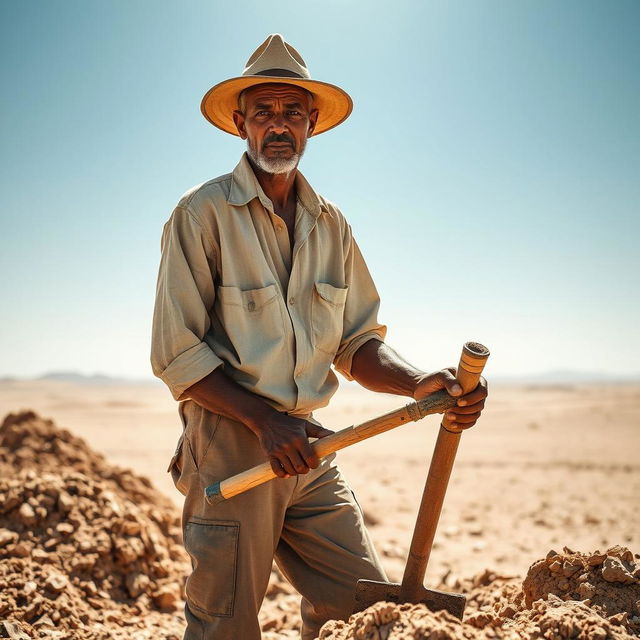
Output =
[{"x1": 1, "y1": 0, "x2": 638, "y2": 380}]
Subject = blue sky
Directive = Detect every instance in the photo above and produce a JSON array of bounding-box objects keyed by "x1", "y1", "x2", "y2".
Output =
[{"x1": 1, "y1": 0, "x2": 638, "y2": 379}]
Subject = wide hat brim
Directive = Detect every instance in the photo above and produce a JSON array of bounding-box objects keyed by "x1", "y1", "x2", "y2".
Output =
[{"x1": 201, "y1": 75, "x2": 353, "y2": 136}]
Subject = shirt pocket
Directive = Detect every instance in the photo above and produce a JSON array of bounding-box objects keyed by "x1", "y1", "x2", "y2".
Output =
[
  {"x1": 216, "y1": 283, "x2": 286, "y2": 363},
  {"x1": 311, "y1": 282, "x2": 348, "y2": 356}
]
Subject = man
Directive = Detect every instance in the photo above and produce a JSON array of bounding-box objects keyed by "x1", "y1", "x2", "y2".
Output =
[{"x1": 151, "y1": 34, "x2": 487, "y2": 640}]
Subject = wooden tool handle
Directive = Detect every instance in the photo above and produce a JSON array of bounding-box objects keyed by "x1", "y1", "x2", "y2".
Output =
[
  {"x1": 399, "y1": 342, "x2": 489, "y2": 601},
  {"x1": 204, "y1": 390, "x2": 458, "y2": 504},
  {"x1": 204, "y1": 342, "x2": 489, "y2": 505}
]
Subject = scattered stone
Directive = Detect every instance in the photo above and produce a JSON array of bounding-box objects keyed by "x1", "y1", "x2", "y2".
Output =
[
  {"x1": 11, "y1": 542, "x2": 30, "y2": 558},
  {"x1": 562, "y1": 559, "x2": 583, "y2": 577},
  {"x1": 549, "y1": 559, "x2": 563, "y2": 573},
  {"x1": 57, "y1": 492, "x2": 74, "y2": 512},
  {"x1": 602, "y1": 556, "x2": 636, "y2": 584},
  {"x1": 0, "y1": 530, "x2": 17, "y2": 548},
  {"x1": 152, "y1": 586, "x2": 180, "y2": 610},
  {"x1": 587, "y1": 552, "x2": 608, "y2": 566},
  {"x1": 17, "y1": 503, "x2": 36, "y2": 526},
  {"x1": 55, "y1": 522, "x2": 74, "y2": 536},
  {"x1": 45, "y1": 572, "x2": 68, "y2": 593},
  {"x1": 32, "y1": 614, "x2": 54, "y2": 628},
  {"x1": 577, "y1": 581, "x2": 597, "y2": 599},
  {"x1": 0, "y1": 621, "x2": 30, "y2": 639},
  {"x1": 126, "y1": 573, "x2": 150, "y2": 598}
]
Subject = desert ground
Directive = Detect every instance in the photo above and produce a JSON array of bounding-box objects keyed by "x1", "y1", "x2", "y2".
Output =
[{"x1": 1, "y1": 378, "x2": 639, "y2": 638}]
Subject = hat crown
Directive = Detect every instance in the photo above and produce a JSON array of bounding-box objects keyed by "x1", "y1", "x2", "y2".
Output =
[{"x1": 242, "y1": 34, "x2": 311, "y2": 80}]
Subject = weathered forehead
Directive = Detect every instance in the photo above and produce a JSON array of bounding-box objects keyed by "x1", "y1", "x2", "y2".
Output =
[{"x1": 242, "y1": 83, "x2": 312, "y2": 104}]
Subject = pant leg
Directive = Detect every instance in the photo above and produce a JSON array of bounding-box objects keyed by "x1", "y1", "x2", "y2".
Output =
[
  {"x1": 170, "y1": 401, "x2": 297, "y2": 640},
  {"x1": 275, "y1": 460, "x2": 387, "y2": 640}
]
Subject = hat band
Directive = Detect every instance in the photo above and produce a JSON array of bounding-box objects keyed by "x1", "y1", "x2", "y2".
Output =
[{"x1": 250, "y1": 68, "x2": 306, "y2": 79}]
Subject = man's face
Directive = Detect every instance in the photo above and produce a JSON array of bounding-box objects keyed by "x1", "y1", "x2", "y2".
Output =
[{"x1": 232, "y1": 83, "x2": 319, "y2": 175}]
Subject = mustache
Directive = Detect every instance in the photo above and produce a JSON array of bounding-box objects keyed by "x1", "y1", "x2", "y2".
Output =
[{"x1": 263, "y1": 133, "x2": 295, "y2": 148}]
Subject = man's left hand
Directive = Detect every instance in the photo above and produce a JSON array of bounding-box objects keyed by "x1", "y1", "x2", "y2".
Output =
[{"x1": 413, "y1": 368, "x2": 488, "y2": 431}]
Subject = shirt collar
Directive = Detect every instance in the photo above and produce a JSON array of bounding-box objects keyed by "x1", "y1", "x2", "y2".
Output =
[{"x1": 227, "y1": 152, "x2": 326, "y2": 218}]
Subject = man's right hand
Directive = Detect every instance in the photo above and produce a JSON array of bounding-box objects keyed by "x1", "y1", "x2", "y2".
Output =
[
  {"x1": 250, "y1": 413, "x2": 334, "y2": 478},
  {"x1": 184, "y1": 369, "x2": 334, "y2": 477}
]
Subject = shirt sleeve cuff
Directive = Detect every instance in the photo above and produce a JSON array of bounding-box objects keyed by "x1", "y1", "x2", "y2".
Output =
[
  {"x1": 333, "y1": 329, "x2": 387, "y2": 381},
  {"x1": 159, "y1": 342, "x2": 225, "y2": 401}
]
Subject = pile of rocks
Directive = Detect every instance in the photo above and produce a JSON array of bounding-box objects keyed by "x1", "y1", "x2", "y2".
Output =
[
  {"x1": 2, "y1": 411, "x2": 639, "y2": 639},
  {"x1": 0, "y1": 411, "x2": 189, "y2": 639},
  {"x1": 318, "y1": 547, "x2": 640, "y2": 639}
]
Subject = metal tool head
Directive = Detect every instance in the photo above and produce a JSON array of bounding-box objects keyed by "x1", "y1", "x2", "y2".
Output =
[{"x1": 354, "y1": 579, "x2": 466, "y2": 619}]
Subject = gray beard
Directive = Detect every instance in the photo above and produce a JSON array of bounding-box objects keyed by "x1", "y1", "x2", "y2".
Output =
[{"x1": 246, "y1": 140, "x2": 305, "y2": 175}]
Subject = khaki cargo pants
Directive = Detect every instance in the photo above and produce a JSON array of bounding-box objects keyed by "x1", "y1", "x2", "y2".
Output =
[{"x1": 168, "y1": 400, "x2": 387, "y2": 640}]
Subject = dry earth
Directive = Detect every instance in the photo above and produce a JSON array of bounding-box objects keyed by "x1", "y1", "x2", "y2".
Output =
[{"x1": 0, "y1": 380, "x2": 638, "y2": 638}]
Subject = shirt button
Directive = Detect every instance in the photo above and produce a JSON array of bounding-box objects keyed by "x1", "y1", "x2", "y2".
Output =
[
  {"x1": 289, "y1": 297, "x2": 295, "y2": 305},
  {"x1": 247, "y1": 301, "x2": 256, "y2": 311}
]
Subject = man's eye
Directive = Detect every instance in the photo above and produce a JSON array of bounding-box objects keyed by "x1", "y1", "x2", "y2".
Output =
[
  {"x1": 257, "y1": 111, "x2": 271, "y2": 116},
  {"x1": 288, "y1": 111, "x2": 301, "y2": 116}
]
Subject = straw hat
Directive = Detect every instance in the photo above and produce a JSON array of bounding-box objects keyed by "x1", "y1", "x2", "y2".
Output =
[{"x1": 201, "y1": 34, "x2": 353, "y2": 136}]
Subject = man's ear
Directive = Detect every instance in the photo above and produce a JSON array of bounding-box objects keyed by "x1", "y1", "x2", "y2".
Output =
[
  {"x1": 232, "y1": 110, "x2": 247, "y2": 139},
  {"x1": 307, "y1": 108, "x2": 319, "y2": 137}
]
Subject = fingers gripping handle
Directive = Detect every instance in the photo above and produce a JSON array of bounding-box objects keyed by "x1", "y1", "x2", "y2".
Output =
[
  {"x1": 442, "y1": 341, "x2": 490, "y2": 434},
  {"x1": 204, "y1": 342, "x2": 489, "y2": 505}
]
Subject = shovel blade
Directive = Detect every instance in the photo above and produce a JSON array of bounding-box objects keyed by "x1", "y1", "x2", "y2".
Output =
[{"x1": 354, "y1": 579, "x2": 466, "y2": 619}]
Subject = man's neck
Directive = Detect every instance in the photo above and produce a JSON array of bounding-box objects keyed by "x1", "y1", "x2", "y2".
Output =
[{"x1": 247, "y1": 156, "x2": 298, "y2": 216}]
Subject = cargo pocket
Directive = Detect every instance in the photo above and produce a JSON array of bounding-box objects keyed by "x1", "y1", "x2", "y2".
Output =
[
  {"x1": 311, "y1": 282, "x2": 348, "y2": 355},
  {"x1": 183, "y1": 519, "x2": 240, "y2": 618}
]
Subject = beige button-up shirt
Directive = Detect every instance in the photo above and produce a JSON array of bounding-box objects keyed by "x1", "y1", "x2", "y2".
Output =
[{"x1": 151, "y1": 153, "x2": 386, "y2": 415}]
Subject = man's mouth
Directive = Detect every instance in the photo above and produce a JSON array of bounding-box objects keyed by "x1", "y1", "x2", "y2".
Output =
[{"x1": 263, "y1": 136, "x2": 295, "y2": 150}]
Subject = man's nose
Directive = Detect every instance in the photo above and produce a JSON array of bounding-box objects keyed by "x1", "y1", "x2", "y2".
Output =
[{"x1": 269, "y1": 113, "x2": 288, "y2": 133}]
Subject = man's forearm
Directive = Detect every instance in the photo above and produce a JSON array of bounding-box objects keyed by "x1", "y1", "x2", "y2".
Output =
[
  {"x1": 181, "y1": 367, "x2": 335, "y2": 477},
  {"x1": 182, "y1": 368, "x2": 278, "y2": 435},
  {"x1": 349, "y1": 339, "x2": 424, "y2": 397}
]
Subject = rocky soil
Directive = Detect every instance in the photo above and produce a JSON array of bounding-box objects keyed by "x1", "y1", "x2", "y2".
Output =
[
  {"x1": 1, "y1": 410, "x2": 639, "y2": 639},
  {"x1": 318, "y1": 547, "x2": 640, "y2": 639}
]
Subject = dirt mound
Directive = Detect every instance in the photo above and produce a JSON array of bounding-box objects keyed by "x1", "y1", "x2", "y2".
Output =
[
  {"x1": 523, "y1": 546, "x2": 640, "y2": 619},
  {"x1": 0, "y1": 410, "x2": 303, "y2": 639},
  {"x1": 0, "y1": 411, "x2": 189, "y2": 639},
  {"x1": 318, "y1": 549, "x2": 640, "y2": 639},
  {"x1": 0, "y1": 410, "x2": 175, "y2": 511},
  {"x1": 2, "y1": 410, "x2": 639, "y2": 639}
]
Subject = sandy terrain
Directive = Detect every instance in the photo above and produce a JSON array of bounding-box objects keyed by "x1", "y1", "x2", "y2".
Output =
[{"x1": 1, "y1": 379, "x2": 639, "y2": 637}]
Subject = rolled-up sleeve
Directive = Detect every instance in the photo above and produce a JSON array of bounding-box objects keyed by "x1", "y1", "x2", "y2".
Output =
[
  {"x1": 333, "y1": 228, "x2": 387, "y2": 380},
  {"x1": 150, "y1": 205, "x2": 224, "y2": 400}
]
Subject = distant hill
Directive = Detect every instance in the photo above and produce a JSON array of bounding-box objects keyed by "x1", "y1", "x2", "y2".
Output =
[
  {"x1": 0, "y1": 370, "x2": 637, "y2": 386},
  {"x1": 34, "y1": 372, "x2": 158, "y2": 385},
  {"x1": 490, "y1": 370, "x2": 640, "y2": 384}
]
